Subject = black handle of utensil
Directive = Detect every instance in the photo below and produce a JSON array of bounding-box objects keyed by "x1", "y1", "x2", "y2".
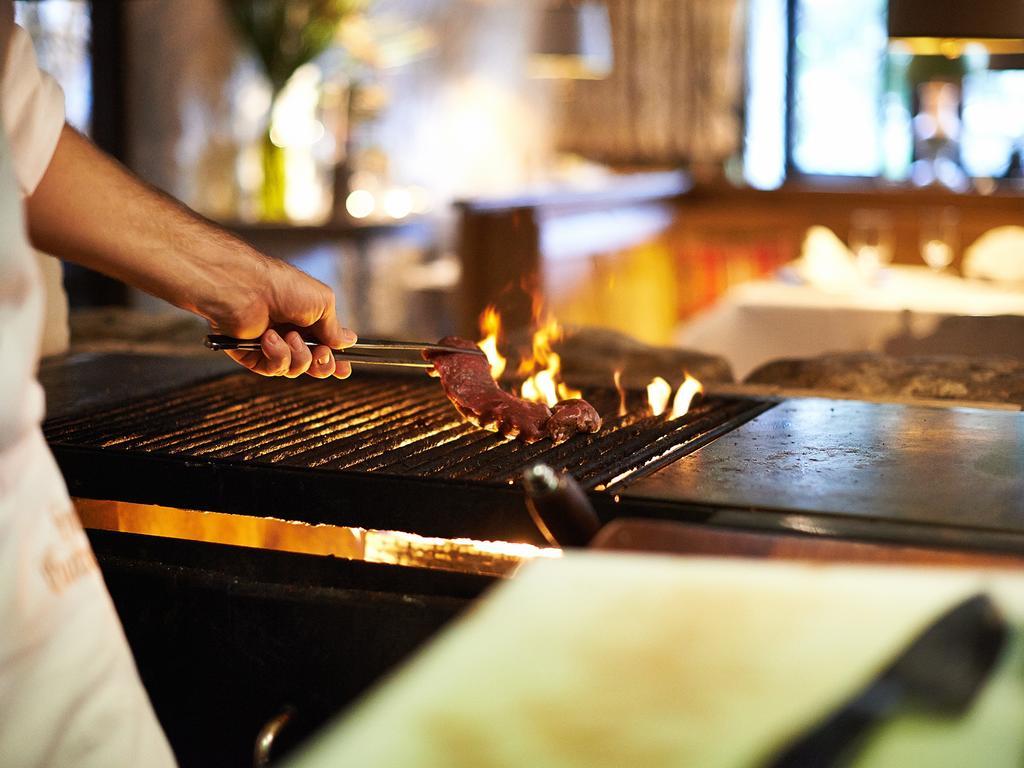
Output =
[
  {"x1": 205, "y1": 334, "x2": 483, "y2": 359},
  {"x1": 767, "y1": 592, "x2": 1007, "y2": 768},
  {"x1": 522, "y1": 464, "x2": 601, "y2": 547},
  {"x1": 253, "y1": 705, "x2": 296, "y2": 768},
  {"x1": 766, "y1": 680, "x2": 899, "y2": 768},
  {"x1": 204, "y1": 335, "x2": 437, "y2": 368},
  {"x1": 206, "y1": 334, "x2": 372, "y2": 353}
]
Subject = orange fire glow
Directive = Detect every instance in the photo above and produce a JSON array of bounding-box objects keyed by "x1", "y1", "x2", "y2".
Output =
[
  {"x1": 478, "y1": 305, "x2": 506, "y2": 380},
  {"x1": 477, "y1": 305, "x2": 702, "y2": 419},
  {"x1": 73, "y1": 498, "x2": 560, "y2": 579}
]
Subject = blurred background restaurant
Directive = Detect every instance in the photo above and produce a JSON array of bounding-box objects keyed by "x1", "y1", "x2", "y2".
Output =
[{"x1": 20, "y1": 0, "x2": 1024, "y2": 386}]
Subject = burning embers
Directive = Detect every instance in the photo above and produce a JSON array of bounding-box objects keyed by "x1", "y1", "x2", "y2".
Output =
[{"x1": 425, "y1": 304, "x2": 704, "y2": 444}]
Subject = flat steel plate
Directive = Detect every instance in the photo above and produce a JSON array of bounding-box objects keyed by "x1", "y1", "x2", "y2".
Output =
[{"x1": 621, "y1": 398, "x2": 1024, "y2": 550}]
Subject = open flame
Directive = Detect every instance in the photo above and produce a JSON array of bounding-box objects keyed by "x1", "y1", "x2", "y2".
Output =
[
  {"x1": 477, "y1": 305, "x2": 506, "y2": 380},
  {"x1": 479, "y1": 305, "x2": 581, "y2": 408},
  {"x1": 613, "y1": 369, "x2": 627, "y2": 417},
  {"x1": 647, "y1": 373, "x2": 704, "y2": 419},
  {"x1": 670, "y1": 373, "x2": 703, "y2": 419},
  {"x1": 477, "y1": 304, "x2": 702, "y2": 419},
  {"x1": 647, "y1": 376, "x2": 672, "y2": 417},
  {"x1": 518, "y1": 316, "x2": 582, "y2": 408}
]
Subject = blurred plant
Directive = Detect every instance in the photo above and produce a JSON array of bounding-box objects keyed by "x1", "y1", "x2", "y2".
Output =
[
  {"x1": 224, "y1": 0, "x2": 437, "y2": 222},
  {"x1": 225, "y1": 0, "x2": 365, "y2": 219},
  {"x1": 226, "y1": 0, "x2": 365, "y2": 96}
]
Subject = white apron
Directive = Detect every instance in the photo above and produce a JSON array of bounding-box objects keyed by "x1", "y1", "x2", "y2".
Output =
[
  {"x1": 0, "y1": 103, "x2": 176, "y2": 768},
  {"x1": 2, "y1": 23, "x2": 69, "y2": 357}
]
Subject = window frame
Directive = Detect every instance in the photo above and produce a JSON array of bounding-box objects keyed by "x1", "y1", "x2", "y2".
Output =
[{"x1": 782, "y1": 0, "x2": 887, "y2": 186}]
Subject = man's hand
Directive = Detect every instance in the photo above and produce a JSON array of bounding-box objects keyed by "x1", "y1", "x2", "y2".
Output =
[
  {"x1": 207, "y1": 255, "x2": 357, "y2": 380},
  {"x1": 26, "y1": 125, "x2": 357, "y2": 379}
]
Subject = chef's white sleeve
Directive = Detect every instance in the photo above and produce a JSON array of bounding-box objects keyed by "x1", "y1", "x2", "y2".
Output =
[{"x1": 1, "y1": 23, "x2": 65, "y2": 197}]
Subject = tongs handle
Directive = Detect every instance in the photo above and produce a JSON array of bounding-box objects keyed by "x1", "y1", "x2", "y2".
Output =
[{"x1": 204, "y1": 334, "x2": 474, "y2": 369}]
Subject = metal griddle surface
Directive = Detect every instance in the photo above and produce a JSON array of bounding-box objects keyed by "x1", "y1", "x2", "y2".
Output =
[{"x1": 621, "y1": 398, "x2": 1024, "y2": 552}]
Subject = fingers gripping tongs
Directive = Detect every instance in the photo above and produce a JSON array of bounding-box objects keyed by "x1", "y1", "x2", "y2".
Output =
[{"x1": 205, "y1": 334, "x2": 484, "y2": 369}]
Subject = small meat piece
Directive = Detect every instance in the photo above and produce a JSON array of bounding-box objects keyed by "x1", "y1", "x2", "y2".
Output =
[
  {"x1": 425, "y1": 336, "x2": 552, "y2": 442},
  {"x1": 547, "y1": 399, "x2": 602, "y2": 444},
  {"x1": 426, "y1": 336, "x2": 604, "y2": 444}
]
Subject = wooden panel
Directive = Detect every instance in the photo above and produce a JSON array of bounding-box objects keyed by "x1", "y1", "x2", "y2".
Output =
[
  {"x1": 456, "y1": 206, "x2": 541, "y2": 334},
  {"x1": 455, "y1": 172, "x2": 690, "y2": 337}
]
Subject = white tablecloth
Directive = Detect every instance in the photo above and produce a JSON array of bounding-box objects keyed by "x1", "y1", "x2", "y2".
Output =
[{"x1": 676, "y1": 266, "x2": 1024, "y2": 380}]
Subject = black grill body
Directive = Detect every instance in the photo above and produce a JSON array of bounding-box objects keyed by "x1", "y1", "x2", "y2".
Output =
[
  {"x1": 37, "y1": 353, "x2": 1024, "y2": 767},
  {"x1": 45, "y1": 366, "x2": 770, "y2": 543},
  {"x1": 39, "y1": 354, "x2": 769, "y2": 768}
]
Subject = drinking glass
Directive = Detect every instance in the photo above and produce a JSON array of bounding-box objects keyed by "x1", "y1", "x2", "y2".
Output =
[
  {"x1": 919, "y1": 207, "x2": 959, "y2": 273},
  {"x1": 849, "y1": 209, "x2": 894, "y2": 279}
]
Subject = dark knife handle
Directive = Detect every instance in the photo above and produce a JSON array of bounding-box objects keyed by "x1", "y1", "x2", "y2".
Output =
[
  {"x1": 767, "y1": 679, "x2": 900, "y2": 768},
  {"x1": 522, "y1": 464, "x2": 601, "y2": 547}
]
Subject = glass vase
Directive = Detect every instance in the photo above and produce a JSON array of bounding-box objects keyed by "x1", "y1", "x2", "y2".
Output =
[{"x1": 260, "y1": 127, "x2": 288, "y2": 221}]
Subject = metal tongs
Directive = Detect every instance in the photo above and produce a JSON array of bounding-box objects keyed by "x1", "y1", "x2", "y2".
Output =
[{"x1": 205, "y1": 334, "x2": 484, "y2": 369}]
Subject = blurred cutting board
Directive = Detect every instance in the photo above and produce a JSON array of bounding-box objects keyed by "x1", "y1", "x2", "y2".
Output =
[{"x1": 287, "y1": 555, "x2": 1024, "y2": 767}]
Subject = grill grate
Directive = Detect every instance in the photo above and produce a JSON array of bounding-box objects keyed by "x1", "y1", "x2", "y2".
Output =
[{"x1": 45, "y1": 371, "x2": 770, "y2": 492}]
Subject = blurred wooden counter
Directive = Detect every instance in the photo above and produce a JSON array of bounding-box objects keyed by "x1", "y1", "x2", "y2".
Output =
[{"x1": 456, "y1": 175, "x2": 1024, "y2": 345}]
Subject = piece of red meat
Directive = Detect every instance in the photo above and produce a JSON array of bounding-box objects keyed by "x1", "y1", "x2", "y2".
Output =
[
  {"x1": 547, "y1": 399, "x2": 602, "y2": 444},
  {"x1": 424, "y1": 336, "x2": 602, "y2": 444},
  {"x1": 424, "y1": 337, "x2": 552, "y2": 442}
]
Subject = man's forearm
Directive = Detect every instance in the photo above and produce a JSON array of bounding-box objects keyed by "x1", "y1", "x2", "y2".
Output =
[
  {"x1": 25, "y1": 123, "x2": 353, "y2": 378},
  {"x1": 24, "y1": 124, "x2": 266, "y2": 322}
]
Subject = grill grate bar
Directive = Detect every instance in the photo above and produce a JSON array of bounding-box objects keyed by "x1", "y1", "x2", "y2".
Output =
[
  {"x1": 333, "y1": 414, "x2": 475, "y2": 473},
  {"x1": 578, "y1": 400, "x2": 769, "y2": 488},
  {"x1": 388, "y1": 390, "x2": 624, "y2": 479},
  {"x1": 107, "y1": 378, "x2": 382, "y2": 453},
  {"x1": 297, "y1": 400, "x2": 472, "y2": 469},
  {"x1": 45, "y1": 376, "x2": 239, "y2": 444},
  {"x1": 187, "y1": 381, "x2": 422, "y2": 459},
  {"x1": 44, "y1": 371, "x2": 770, "y2": 494},
  {"x1": 236, "y1": 394, "x2": 447, "y2": 464},
  {"x1": 423, "y1": 398, "x2": 747, "y2": 488},
  {"x1": 400, "y1": 390, "x2": 616, "y2": 480},
  {"x1": 428, "y1": 391, "x2": 623, "y2": 481},
  {"x1": 388, "y1": 427, "x2": 507, "y2": 476},
  {"x1": 351, "y1": 421, "x2": 484, "y2": 474}
]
